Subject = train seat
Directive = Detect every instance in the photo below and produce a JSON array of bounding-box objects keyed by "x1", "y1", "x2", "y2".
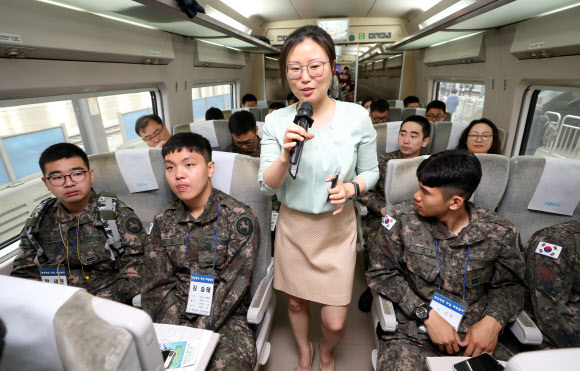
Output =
[
  {"x1": 387, "y1": 107, "x2": 403, "y2": 122},
  {"x1": 89, "y1": 149, "x2": 275, "y2": 369},
  {"x1": 430, "y1": 122, "x2": 507, "y2": 154},
  {"x1": 0, "y1": 275, "x2": 163, "y2": 371},
  {"x1": 497, "y1": 156, "x2": 580, "y2": 244},
  {"x1": 402, "y1": 107, "x2": 426, "y2": 121},
  {"x1": 387, "y1": 100, "x2": 404, "y2": 109},
  {"x1": 173, "y1": 120, "x2": 232, "y2": 150}
]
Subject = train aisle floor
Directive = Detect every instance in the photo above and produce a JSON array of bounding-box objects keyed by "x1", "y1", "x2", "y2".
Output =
[{"x1": 263, "y1": 251, "x2": 375, "y2": 370}]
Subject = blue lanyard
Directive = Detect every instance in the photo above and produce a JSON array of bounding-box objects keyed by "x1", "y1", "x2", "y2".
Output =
[
  {"x1": 184, "y1": 200, "x2": 220, "y2": 271},
  {"x1": 45, "y1": 212, "x2": 81, "y2": 265},
  {"x1": 435, "y1": 239, "x2": 471, "y2": 300}
]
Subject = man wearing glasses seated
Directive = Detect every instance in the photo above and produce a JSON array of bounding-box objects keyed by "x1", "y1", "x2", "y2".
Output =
[
  {"x1": 223, "y1": 111, "x2": 261, "y2": 158},
  {"x1": 425, "y1": 100, "x2": 447, "y2": 123},
  {"x1": 370, "y1": 99, "x2": 390, "y2": 125},
  {"x1": 135, "y1": 114, "x2": 172, "y2": 148},
  {"x1": 11, "y1": 143, "x2": 144, "y2": 304}
]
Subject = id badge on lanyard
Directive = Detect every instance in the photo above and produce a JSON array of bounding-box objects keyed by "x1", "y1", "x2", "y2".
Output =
[
  {"x1": 420, "y1": 240, "x2": 471, "y2": 333},
  {"x1": 39, "y1": 267, "x2": 68, "y2": 286},
  {"x1": 185, "y1": 199, "x2": 219, "y2": 317}
]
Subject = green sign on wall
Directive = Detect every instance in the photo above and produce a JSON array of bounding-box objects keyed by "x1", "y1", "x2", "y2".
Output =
[
  {"x1": 359, "y1": 33, "x2": 365, "y2": 40},
  {"x1": 349, "y1": 34, "x2": 355, "y2": 42}
]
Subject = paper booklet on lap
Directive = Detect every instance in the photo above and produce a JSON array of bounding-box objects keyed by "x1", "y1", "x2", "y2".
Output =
[{"x1": 154, "y1": 323, "x2": 220, "y2": 371}]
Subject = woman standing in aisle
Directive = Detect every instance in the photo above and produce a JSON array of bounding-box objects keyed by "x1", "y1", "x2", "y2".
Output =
[{"x1": 258, "y1": 26, "x2": 379, "y2": 371}]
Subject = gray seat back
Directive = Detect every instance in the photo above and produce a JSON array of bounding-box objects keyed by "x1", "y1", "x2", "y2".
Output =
[
  {"x1": 497, "y1": 156, "x2": 580, "y2": 243},
  {"x1": 173, "y1": 120, "x2": 232, "y2": 150},
  {"x1": 388, "y1": 107, "x2": 403, "y2": 122},
  {"x1": 402, "y1": 107, "x2": 426, "y2": 121},
  {"x1": 374, "y1": 123, "x2": 388, "y2": 155},
  {"x1": 385, "y1": 154, "x2": 509, "y2": 213},
  {"x1": 431, "y1": 121, "x2": 469, "y2": 153},
  {"x1": 387, "y1": 100, "x2": 404, "y2": 109},
  {"x1": 89, "y1": 149, "x2": 174, "y2": 226}
]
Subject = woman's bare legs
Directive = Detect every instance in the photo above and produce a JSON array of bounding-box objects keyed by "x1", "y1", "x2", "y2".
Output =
[
  {"x1": 320, "y1": 304, "x2": 348, "y2": 370},
  {"x1": 288, "y1": 294, "x2": 312, "y2": 370}
]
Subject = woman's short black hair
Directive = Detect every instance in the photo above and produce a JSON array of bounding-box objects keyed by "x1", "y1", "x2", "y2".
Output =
[
  {"x1": 39, "y1": 143, "x2": 90, "y2": 175},
  {"x1": 278, "y1": 25, "x2": 336, "y2": 86},
  {"x1": 456, "y1": 118, "x2": 502, "y2": 154},
  {"x1": 416, "y1": 149, "x2": 482, "y2": 201},
  {"x1": 361, "y1": 97, "x2": 373, "y2": 107},
  {"x1": 162, "y1": 132, "x2": 212, "y2": 163}
]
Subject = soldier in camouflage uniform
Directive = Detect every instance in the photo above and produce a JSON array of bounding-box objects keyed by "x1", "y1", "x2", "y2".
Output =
[
  {"x1": 358, "y1": 116, "x2": 431, "y2": 312},
  {"x1": 142, "y1": 132, "x2": 259, "y2": 370},
  {"x1": 223, "y1": 110, "x2": 261, "y2": 158},
  {"x1": 11, "y1": 143, "x2": 144, "y2": 304},
  {"x1": 524, "y1": 219, "x2": 580, "y2": 348},
  {"x1": 367, "y1": 150, "x2": 526, "y2": 370}
]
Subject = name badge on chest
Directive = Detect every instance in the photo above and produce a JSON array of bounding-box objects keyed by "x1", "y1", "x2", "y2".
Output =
[
  {"x1": 423, "y1": 289, "x2": 468, "y2": 332},
  {"x1": 186, "y1": 274, "x2": 214, "y2": 316},
  {"x1": 39, "y1": 267, "x2": 68, "y2": 286}
]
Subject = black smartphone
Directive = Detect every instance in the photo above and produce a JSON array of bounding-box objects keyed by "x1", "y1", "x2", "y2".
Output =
[
  {"x1": 453, "y1": 353, "x2": 504, "y2": 371},
  {"x1": 327, "y1": 166, "x2": 341, "y2": 202}
]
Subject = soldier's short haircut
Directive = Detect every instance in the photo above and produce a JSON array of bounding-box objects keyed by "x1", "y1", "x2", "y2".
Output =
[
  {"x1": 135, "y1": 114, "x2": 165, "y2": 136},
  {"x1": 426, "y1": 100, "x2": 446, "y2": 113},
  {"x1": 370, "y1": 99, "x2": 390, "y2": 113},
  {"x1": 403, "y1": 95, "x2": 420, "y2": 107},
  {"x1": 205, "y1": 107, "x2": 225, "y2": 120},
  {"x1": 228, "y1": 111, "x2": 257, "y2": 136},
  {"x1": 241, "y1": 93, "x2": 257, "y2": 106},
  {"x1": 416, "y1": 149, "x2": 481, "y2": 201},
  {"x1": 162, "y1": 132, "x2": 212, "y2": 163},
  {"x1": 269, "y1": 101, "x2": 286, "y2": 110},
  {"x1": 39, "y1": 143, "x2": 90, "y2": 175},
  {"x1": 401, "y1": 115, "x2": 431, "y2": 138}
]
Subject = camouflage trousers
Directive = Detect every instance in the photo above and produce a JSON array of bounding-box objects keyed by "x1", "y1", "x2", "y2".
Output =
[
  {"x1": 376, "y1": 330, "x2": 514, "y2": 371},
  {"x1": 207, "y1": 314, "x2": 257, "y2": 371},
  {"x1": 362, "y1": 215, "x2": 382, "y2": 269}
]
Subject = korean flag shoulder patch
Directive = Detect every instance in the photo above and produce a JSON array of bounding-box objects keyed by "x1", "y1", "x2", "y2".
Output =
[
  {"x1": 535, "y1": 241, "x2": 563, "y2": 259},
  {"x1": 382, "y1": 214, "x2": 397, "y2": 231}
]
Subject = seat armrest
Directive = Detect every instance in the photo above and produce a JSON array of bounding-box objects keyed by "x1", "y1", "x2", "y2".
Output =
[
  {"x1": 132, "y1": 294, "x2": 142, "y2": 308},
  {"x1": 248, "y1": 270, "x2": 274, "y2": 325},
  {"x1": 509, "y1": 310, "x2": 543, "y2": 345},
  {"x1": 371, "y1": 291, "x2": 397, "y2": 332}
]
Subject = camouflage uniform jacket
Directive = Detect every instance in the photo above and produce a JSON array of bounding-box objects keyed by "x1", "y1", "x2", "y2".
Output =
[
  {"x1": 525, "y1": 219, "x2": 580, "y2": 348},
  {"x1": 142, "y1": 188, "x2": 259, "y2": 332},
  {"x1": 11, "y1": 190, "x2": 144, "y2": 303},
  {"x1": 358, "y1": 150, "x2": 404, "y2": 216},
  {"x1": 223, "y1": 136, "x2": 261, "y2": 158},
  {"x1": 367, "y1": 200, "x2": 526, "y2": 336}
]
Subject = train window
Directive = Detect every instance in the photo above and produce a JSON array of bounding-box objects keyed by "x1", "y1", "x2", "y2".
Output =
[
  {"x1": 434, "y1": 81, "x2": 485, "y2": 123},
  {"x1": 520, "y1": 88, "x2": 580, "y2": 159},
  {"x1": 0, "y1": 89, "x2": 158, "y2": 188},
  {"x1": 192, "y1": 83, "x2": 234, "y2": 121},
  {"x1": 97, "y1": 91, "x2": 156, "y2": 151}
]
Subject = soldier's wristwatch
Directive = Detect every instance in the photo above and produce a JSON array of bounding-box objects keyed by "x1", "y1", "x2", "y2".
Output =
[{"x1": 412, "y1": 303, "x2": 432, "y2": 323}]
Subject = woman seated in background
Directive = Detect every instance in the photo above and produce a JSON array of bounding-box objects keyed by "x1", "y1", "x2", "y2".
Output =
[
  {"x1": 361, "y1": 97, "x2": 373, "y2": 111},
  {"x1": 456, "y1": 118, "x2": 502, "y2": 154}
]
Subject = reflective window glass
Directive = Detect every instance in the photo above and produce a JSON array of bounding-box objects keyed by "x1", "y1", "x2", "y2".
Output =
[
  {"x1": 435, "y1": 81, "x2": 486, "y2": 123},
  {"x1": 521, "y1": 89, "x2": 580, "y2": 159},
  {"x1": 192, "y1": 83, "x2": 234, "y2": 120}
]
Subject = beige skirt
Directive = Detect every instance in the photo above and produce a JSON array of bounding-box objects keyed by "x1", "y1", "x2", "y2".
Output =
[{"x1": 273, "y1": 202, "x2": 357, "y2": 306}]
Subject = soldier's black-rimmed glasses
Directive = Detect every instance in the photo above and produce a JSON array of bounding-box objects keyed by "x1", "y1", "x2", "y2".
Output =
[{"x1": 46, "y1": 171, "x2": 88, "y2": 186}]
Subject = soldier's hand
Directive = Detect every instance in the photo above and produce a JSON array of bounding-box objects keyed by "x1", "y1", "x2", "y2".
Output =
[
  {"x1": 461, "y1": 315, "x2": 502, "y2": 357},
  {"x1": 423, "y1": 310, "x2": 462, "y2": 354}
]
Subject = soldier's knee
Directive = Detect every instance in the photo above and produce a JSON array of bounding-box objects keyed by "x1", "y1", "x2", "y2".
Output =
[{"x1": 288, "y1": 296, "x2": 308, "y2": 313}]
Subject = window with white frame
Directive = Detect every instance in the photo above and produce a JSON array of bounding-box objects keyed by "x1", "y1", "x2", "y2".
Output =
[
  {"x1": 192, "y1": 83, "x2": 234, "y2": 121},
  {"x1": 434, "y1": 81, "x2": 486, "y2": 123}
]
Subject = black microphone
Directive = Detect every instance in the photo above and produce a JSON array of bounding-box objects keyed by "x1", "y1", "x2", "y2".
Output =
[{"x1": 289, "y1": 102, "x2": 314, "y2": 179}]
